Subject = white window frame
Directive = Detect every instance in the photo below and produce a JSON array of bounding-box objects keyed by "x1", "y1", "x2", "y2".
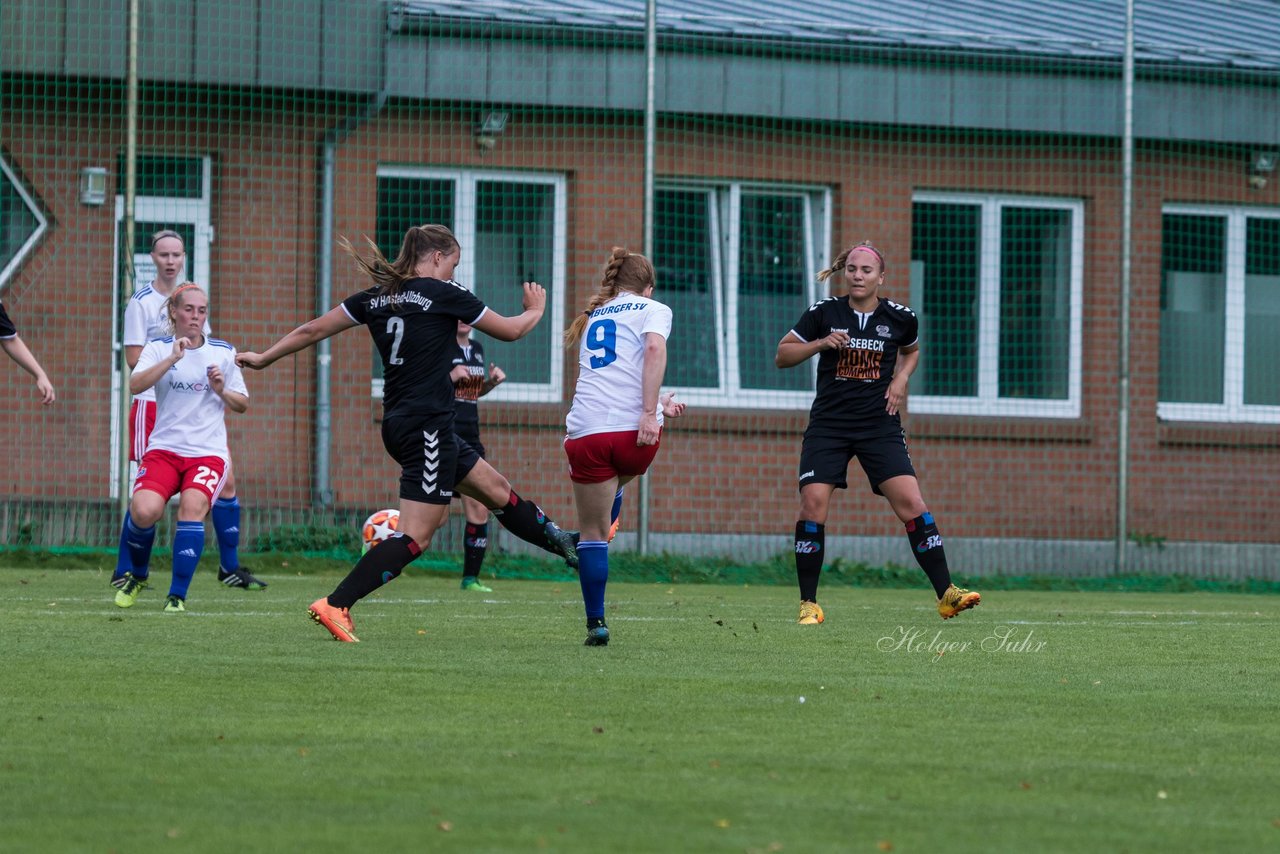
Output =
[
  {"x1": 372, "y1": 166, "x2": 566, "y2": 404},
  {"x1": 661, "y1": 180, "x2": 831, "y2": 411},
  {"x1": 1158, "y1": 203, "x2": 1280, "y2": 424},
  {"x1": 0, "y1": 152, "x2": 49, "y2": 287},
  {"x1": 910, "y1": 191, "x2": 1084, "y2": 419}
]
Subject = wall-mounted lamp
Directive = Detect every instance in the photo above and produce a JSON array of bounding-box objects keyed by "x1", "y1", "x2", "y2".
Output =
[
  {"x1": 475, "y1": 111, "x2": 509, "y2": 153},
  {"x1": 1248, "y1": 150, "x2": 1278, "y2": 190},
  {"x1": 80, "y1": 166, "x2": 107, "y2": 205}
]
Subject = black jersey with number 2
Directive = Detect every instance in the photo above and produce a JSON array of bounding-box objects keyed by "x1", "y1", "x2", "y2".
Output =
[
  {"x1": 342, "y1": 278, "x2": 487, "y2": 418},
  {"x1": 790, "y1": 296, "x2": 919, "y2": 426}
]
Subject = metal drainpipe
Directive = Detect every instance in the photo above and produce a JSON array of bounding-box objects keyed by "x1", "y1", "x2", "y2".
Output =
[
  {"x1": 313, "y1": 17, "x2": 389, "y2": 509},
  {"x1": 637, "y1": 0, "x2": 657, "y2": 555},
  {"x1": 1116, "y1": 0, "x2": 1135, "y2": 573}
]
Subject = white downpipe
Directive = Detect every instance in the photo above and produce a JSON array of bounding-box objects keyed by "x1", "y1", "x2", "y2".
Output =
[
  {"x1": 637, "y1": 0, "x2": 657, "y2": 555},
  {"x1": 1117, "y1": 0, "x2": 1135, "y2": 572},
  {"x1": 313, "y1": 20, "x2": 389, "y2": 508}
]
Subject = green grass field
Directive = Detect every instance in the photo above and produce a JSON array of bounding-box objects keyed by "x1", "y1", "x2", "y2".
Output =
[{"x1": 4, "y1": 566, "x2": 1278, "y2": 853}]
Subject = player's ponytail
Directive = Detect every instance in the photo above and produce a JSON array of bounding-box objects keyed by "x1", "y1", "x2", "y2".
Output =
[
  {"x1": 341, "y1": 224, "x2": 460, "y2": 302},
  {"x1": 816, "y1": 248, "x2": 851, "y2": 283},
  {"x1": 564, "y1": 247, "x2": 655, "y2": 348}
]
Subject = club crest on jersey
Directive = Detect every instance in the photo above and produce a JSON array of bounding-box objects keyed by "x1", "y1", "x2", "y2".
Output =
[{"x1": 876, "y1": 324, "x2": 891, "y2": 338}]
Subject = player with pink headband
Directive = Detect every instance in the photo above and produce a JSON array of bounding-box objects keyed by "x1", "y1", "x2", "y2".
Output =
[
  {"x1": 115, "y1": 283, "x2": 250, "y2": 612},
  {"x1": 775, "y1": 241, "x2": 980, "y2": 625}
]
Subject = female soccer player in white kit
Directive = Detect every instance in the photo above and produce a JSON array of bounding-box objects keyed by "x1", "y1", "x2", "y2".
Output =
[
  {"x1": 563, "y1": 247, "x2": 684, "y2": 646},
  {"x1": 115, "y1": 283, "x2": 249, "y2": 611},
  {"x1": 112, "y1": 230, "x2": 265, "y2": 597}
]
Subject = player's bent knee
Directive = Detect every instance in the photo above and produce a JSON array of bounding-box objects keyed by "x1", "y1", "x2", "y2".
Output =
[{"x1": 129, "y1": 494, "x2": 166, "y2": 528}]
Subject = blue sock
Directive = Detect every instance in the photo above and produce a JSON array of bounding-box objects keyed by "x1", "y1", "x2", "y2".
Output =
[
  {"x1": 126, "y1": 518, "x2": 157, "y2": 580},
  {"x1": 576, "y1": 540, "x2": 609, "y2": 621},
  {"x1": 211, "y1": 496, "x2": 241, "y2": 572},
  {"x1": 610, "y1": 489, "x2": 625, "y2": 528},
  {"x1": 113, "y1": 511, "x2": 134, "y2": 581},
  {"x1": 170, "y1": 521, "x2": 205, "y2": 600}
]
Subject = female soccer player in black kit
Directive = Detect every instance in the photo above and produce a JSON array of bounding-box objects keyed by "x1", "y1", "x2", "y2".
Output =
[
  {"x1": 775, "y1": 242, "x2": 980, "y2": 625},
  {"x1": 449, "y1": 319, "x2": 505, "y2": 592},
  {"x1": 238, "y1": 224, "x2": 577, "y2": 642}
]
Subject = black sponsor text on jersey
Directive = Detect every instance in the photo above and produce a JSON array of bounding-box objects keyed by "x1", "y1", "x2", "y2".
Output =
[
  {"x1": 342, "y1": 278, "x2": 486, "y2": 418},
  {"x1": 791, "y1": 296, "x2": 919, "y2": 425}
]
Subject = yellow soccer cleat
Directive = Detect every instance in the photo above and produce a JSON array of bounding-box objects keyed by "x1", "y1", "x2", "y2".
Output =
[
  {"x1": 114, "y1": 572, "x2": 148, "y2": 608},
  {"x1": 937, "y1": 585, "x2": 981, "y2": 620},
  {"x1": 797, "y1": 600, "x2": 825, "y2": 625}
]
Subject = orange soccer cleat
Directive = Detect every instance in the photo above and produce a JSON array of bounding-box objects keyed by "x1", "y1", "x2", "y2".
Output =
[{"x1": 309, "y1": 597, "x2": 360, "y2": 642}]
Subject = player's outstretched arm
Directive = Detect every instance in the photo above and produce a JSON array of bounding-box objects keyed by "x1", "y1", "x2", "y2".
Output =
[
  {"x1": 237, "y1": 306, "x2": 358, "y2": 370},
  {"x1": 472, "y1": 282, "x2": 546, "y2": 342},
  {"x1": 0, "y1": 335, "x2": 55, "y2": 404}
]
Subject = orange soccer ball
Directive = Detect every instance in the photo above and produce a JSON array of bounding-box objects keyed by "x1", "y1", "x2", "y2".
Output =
[{"x1": 361, "y1": 508, "x2": 400, "y2": 553}]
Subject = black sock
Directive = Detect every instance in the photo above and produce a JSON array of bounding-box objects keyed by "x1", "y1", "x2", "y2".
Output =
[
  {"x1": 491, "y1": 491, "x2": 557, "y2": 556},
  {"x1": 329, "y1": 534, "x2": 422, "y2": 608},
  {"x1": 795, "y1": 521, "x2": 825, "y2": 602},
  {"x1": 587, "y1": 616, "x2": 606, "y2": 630},
  {"x1": 463, "y1": 522, "x2": 489, "y2": 578},
  {"x1": 906, "y1": 512, "x2": 951, "y2": 598}
]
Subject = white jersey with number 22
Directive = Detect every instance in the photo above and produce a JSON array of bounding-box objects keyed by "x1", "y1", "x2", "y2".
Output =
[{"x1": 134, "y1": 337, "x2": 248, "y2": 460}]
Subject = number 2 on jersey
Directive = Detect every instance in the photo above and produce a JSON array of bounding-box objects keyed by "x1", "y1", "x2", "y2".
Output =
[
  {"x1": 585, "y1": 319, "x2": 617, "y2": 369},
  {"x1": 386, "y1": 316, "x2": 405, "y2": 365}
]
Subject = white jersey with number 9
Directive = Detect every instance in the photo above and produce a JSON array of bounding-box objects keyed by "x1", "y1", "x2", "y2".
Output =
[{"x1": 566, "y1": 291, "x2": 672, "y2": 439}]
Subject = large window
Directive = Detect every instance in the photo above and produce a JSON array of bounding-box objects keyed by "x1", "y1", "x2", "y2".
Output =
[
  {"x1": 373, "y1": 168, "x2": 566, "y2": 403},
  {"x1": 909, "y1": 193, "x2": 1083, "y2": 418},
  {"x1": 1159, "y1": 205, "x2": 1280, "y2": 422},
  {"x1": 0, "y1": 153, "x2": 48, "y2": 287},
  {"x1": 657, "y1": 182, "x2": 830, "y2": 409}
]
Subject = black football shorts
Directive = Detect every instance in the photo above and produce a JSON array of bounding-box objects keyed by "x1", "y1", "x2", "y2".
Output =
[
  {"x1": 381, "y1": 412, "x2": 459, "y2": 505},
  {"x1": 797, "y1": 421, "x2": 916, "y2": 496}
]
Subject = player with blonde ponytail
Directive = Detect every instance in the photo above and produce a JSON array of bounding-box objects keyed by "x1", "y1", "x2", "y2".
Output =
[
  {"x1": 562, "y1": 247, "x2": 685, "y2": 646},
  {"x1": 776, "y1": 240, "x2": 980, "y2": 626},
  {"x1": 116, "y1": 283, "x2": 251, "y2": 612}
]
